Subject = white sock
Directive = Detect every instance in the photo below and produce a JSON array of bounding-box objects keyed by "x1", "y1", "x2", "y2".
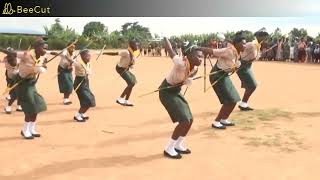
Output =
[
  {"x1": 5, "y1": 106, "x2": 12, "y2": 111},
  {"x1": 81, "y1": 113, "x2": 87, "y2": 118},
  {"x1": 220, "y1": 119, "x2": 232, "y2": 124},
  {"x1": 165, "y1": 138, "x2": 178, "y2": 156},
  {"x1": 125, "y1": 100, "x2": 133, "y2": 104},
  {"x1": 64, "y1": 98, "x2": 70, "y2": 102},
  {"x1": 29, "y1": 122, "x2": 38, "y2": 134},
  {"x1": 213, "y1": 121, "x2": 224, "y2": 127},
  {"x1": 117, "y1": 97, "x2": 125, "y2": 103},
  {"x1": 175, "y1": 136, "x2": 187, "y2": 151},
  {"x1": 75, "y1": 112, "x2": 84, "y2": 120},
  {"x1": 239, "y1": 101, "x2": 248, "y2": 108},
  {"x1": 22, "y1": 122, "x2": 32, "y2": 137}
]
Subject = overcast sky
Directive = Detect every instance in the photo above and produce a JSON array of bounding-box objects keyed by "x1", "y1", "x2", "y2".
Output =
[{"x1": 0, "y1": 17, "x2": 319, "y2": 37}]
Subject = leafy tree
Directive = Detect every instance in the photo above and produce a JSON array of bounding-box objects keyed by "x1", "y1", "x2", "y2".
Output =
[
  {"x1": 241, "y1": 30, "x2": 254, "y2": 42},
  {"x1": 287, "y1": 28, "x2": 308, "y2": 44},
  {"x1": 44, "y1": 18, "x2": 78, "y2": 49},
  {"x1": 120, "y1": 22, "x2": 152, "y2": 45},
  {"x1": 82, "y1": 21, "x2": 107, "y2": 39},
  {"x1": 271, "y1": 27, "x2": 283, "y2": 42}
]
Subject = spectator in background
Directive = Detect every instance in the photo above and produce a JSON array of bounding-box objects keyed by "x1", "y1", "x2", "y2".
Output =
[
  {"x1": 216, "y1": 33, "x2": 226, "y2": 48},
  {"x1": 289, "y1": 43, "x2": 295, "y2": 61},
  {"x1": 306, "y1": 42, "x2": 313, "y2": 63},
  {"x1": 209, "y1": 39, "x2": 218, "y2": 49},
  {"x1": 283, "y1": 39, "x2": 290, "y2": 62},
  {"x1": 294, "y1": 40, "x2": 299, "y2": 62},
  {"x1": 298, "y1": 38, "x2": 307, "y2": 63},
  {"x1": 148, "y1": 44, "x2": 152, "y2": 56},
  {"x1": 267, "y1": 42, "x2": 275, "y2": 61},
  {"x1": 314, "y1": 44, "x2": 320, "y2": 63},
  {"x1": 275, "y1": 38, "x2": 284, "y2": 61}
]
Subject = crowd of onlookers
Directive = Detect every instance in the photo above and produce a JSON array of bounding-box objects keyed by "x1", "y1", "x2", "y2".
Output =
[
  {"x1": 138, "y1": 38, "x2": 320, "y2": 64},
  {"x1": 260, "y1": 38, "x2": 320, "y2": 63}
]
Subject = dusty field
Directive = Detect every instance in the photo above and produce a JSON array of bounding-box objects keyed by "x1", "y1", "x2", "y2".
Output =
[{"x1": 0, "y1": 52, "x2": 320, "y2": 180}]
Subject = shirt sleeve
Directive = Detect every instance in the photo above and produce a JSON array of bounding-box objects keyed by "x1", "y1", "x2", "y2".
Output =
[
  {"x1": 211, "y1": 48, "x2": 229, "y2": 58},
  {"x1": 245, "y1": 42, "x2": 255, "y2": 52},
  {"x1": 16, "y1": 52, "x2": 26, "y2": 59},
  {"x1": 119, "y1": 50, "x2": 130, "y2": 57},
  {"x1": 62, "y1": 49, "x2": 68, "y2": 57},
  {"x1": 241, "y1": 42, "x2": 257, "y2": 60},
  {"x1": 172, "y1": 55, "x2": 185, "y2": 66}
]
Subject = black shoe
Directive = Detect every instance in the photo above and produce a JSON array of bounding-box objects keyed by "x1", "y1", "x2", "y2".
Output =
[
  {"x1": 4, "y1": 109, "x2": 12, "y2": 114},
  {"x1": 74, "y1": 116, "x2": 86, "y2": 122},
  {"x1": 220, "y1": 121, "x2": 235, "y2": 126},
  {"x1": 125, "y1": 103, "x2": 134, "y2": 107},
  {"x1": 63, "y1": 101, "x2": 72, "y2": 105},
  {"x1": 21, "y1": 131, "x2": 34, "y2": 139},
  {"x1": 81, "y1": 116, "x2": 89, "y2": 120},
  {"x1": 212, "y1": 123, "x2": 226, "y2": 129},
  {"x1": 32, "y1": 133, "x2": 41, "y2": 137},
  {"x1": 163, "y1": 151, "x2": 182, "y2": 159},
  {"x1": 175, "y1": 148, "x2": 191, "y2": 154},
  {"x1": 238, "y1": 106, "x2": 254, "y2": 111}
]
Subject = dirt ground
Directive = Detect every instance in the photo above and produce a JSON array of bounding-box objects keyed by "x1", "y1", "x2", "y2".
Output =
[{"x1": 0, "y1": 52, "x2": 320, "y2": 180}]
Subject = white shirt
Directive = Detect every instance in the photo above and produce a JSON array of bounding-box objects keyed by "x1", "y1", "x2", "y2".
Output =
[
  {"x1": 211, "y1": 44, "x2": 240, "y2": 70},
  {"x1": 118, "y1": 50, "x2": 136, "y2": 68},
  {"x1": 74, "y1": 59, "x2": 91, "y2": 77},
  {"x1": 17, "y1": 50, "x2": 46, "y2": 78},
  {"x1": 166, "y1": 55, "x2": 192, "y2": 85},
  {"x1": 241, "y1": 40, "x2": 261, "y2": 61},
  {"x1": 59, "y1": 49, "x2": 76, "y2": 68},
  {"x1": 4, "y1": 57, "x2": 20, "y2": 79}
]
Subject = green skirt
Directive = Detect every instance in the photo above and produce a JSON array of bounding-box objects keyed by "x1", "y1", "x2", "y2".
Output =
[
  {"x1": 16, "y1": 78, "x2": 47, "y2": 114},
  {"x1": 116, "y1": 65, "x2": 137, "y2": 86},
  {"x1": 236, "y1": 60, "x2": 257, "y2": 89},
  {"x1": 74, "y1": 76, "x2": 96, "y2": 108},
  {"x1": 159, "y1": 79, "x2": 193, "y2": 123},
  {"x1": 58, "y1": 66, "x2": 73, "y2": 94},
  {"x1": 209, "y1": 64, "x2": 241, "y2": 105}
]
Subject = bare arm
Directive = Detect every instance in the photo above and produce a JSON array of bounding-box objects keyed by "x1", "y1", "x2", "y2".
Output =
[
  {"x1": 196, "y1": 47, "x2": 213, "y2": 56},
  {"x1": 103, "y1": 52, "x2": 119, "y2": 56},
  {"x1": 197, "y1": 47, "x2": 227, "y2": 59},
  {"x1": 164, "y1": 37, "x2": 176, "y2": 59}
]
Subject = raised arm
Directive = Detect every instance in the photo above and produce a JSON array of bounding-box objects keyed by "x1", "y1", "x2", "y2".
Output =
[
  {"x1": 103, "y1": 52, "x2": 119, "y2": 56},
  {"x1": 197, "y1": 47, "x2": 228, "y2": 59},
  {"x1": 164, "y1": 37, "x2": 176, "y2": 59}
]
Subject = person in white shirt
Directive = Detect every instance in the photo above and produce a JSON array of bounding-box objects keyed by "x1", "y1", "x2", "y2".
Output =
[
  {"x1": 1, "y1": 48, "x2": 23, "y2": 113},
  {"x1": 237, "y1": 30, "x2": 269, "y2": 111},
  {"x1": 103, "y1": 40, "x2": 140, "y2": 106},
  {"x1": 57, "y1": 42, "x2": 77, "y2": 105},
  {"x1": 15, "y1": 38, "x2": 49, "y2": 139},
  {"x1": 159, "y1": 38, "x2": 202, "y2": 159},
  {"x1": 289, "y1": 43, "x2": 295, "y2": 61},
  {"x1": 73, "y1": 49, "x2": 96, "y2": 122},
  {"x1": 198, "y1": 31, "x2": 246, "y2": 129}
]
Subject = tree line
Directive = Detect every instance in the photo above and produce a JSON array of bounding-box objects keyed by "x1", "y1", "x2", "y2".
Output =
[{"x1": 1, "y1": 18, "x2": 320, "y2": 50}]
